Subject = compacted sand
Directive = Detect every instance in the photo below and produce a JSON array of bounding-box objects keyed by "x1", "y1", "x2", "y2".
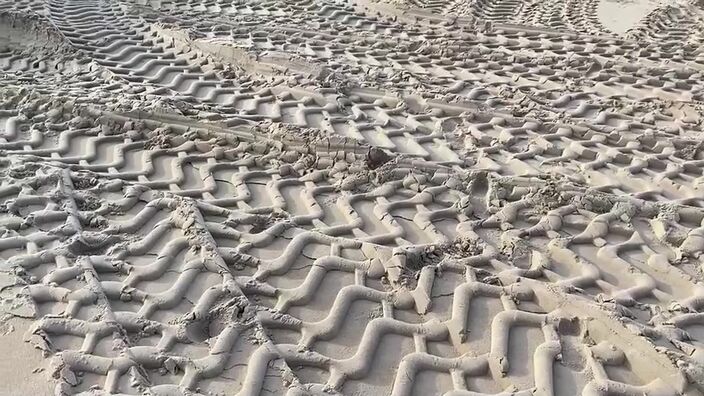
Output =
[{"x1": 0, "y1": 0, "x2": 704, "y2": 395}]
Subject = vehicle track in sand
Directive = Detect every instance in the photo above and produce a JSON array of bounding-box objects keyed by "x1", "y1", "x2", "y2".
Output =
[{"x1": 0, "y1": 0, "x2": 703, "y2": 395}]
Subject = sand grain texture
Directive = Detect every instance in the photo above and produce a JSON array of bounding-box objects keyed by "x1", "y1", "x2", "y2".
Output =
[{"x1": 0, "y1": 0, "x2": 703, "y2": 395}]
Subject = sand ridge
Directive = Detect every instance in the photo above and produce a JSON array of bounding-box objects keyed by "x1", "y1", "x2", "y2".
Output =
[{"x1": 0, "y1": 0, "x2": 703, "y2": 395}]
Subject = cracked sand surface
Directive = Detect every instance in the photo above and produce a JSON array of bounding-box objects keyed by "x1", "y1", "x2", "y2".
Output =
[{"x1": 0, "y1": 0, "x2": 704, "y2": 395}]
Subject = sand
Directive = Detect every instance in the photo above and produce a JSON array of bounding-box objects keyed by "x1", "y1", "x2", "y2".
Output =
[{"x1": 0, "y1": 0, "x2": 703, "y2": 394}]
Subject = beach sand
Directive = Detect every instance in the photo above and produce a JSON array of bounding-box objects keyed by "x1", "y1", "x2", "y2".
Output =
[{"x1": 0, "y1": 0, "x2": 703, "y2": 394}]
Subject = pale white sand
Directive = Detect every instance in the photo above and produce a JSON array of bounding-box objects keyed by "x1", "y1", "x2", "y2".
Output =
[
  {"x1": 0, "y1": 0, "x2": 703, "y2": 395},
  {"x1": 597, "y1": 0, "x2": 668, "y2": 34}
]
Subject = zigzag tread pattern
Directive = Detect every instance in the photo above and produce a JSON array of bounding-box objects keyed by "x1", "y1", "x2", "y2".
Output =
[{"x1": 0, "y1": 0, "x2": 703, "y2": 395}]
